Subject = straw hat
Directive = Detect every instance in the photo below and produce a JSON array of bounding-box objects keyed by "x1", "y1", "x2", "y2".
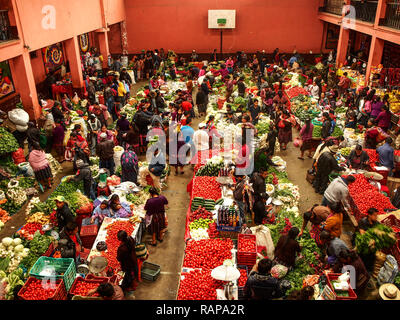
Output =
[
  {"x1": 379, "y1": 284, "x2": 400, "y2": 300},
  {"x1": 328, "y1": 145, "x2": 339, "y2": 154}
]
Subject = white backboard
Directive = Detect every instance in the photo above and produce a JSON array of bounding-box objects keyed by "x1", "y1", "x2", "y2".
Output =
[{"x1": 208, "y1": 10, "x2": 236, "y2": 29}]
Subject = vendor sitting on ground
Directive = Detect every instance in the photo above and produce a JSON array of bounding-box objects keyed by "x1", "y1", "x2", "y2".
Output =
[
  {"x1": 347, "y1": 145, "x2": 370, "y2": 170},
  {"x1": 91, "y1": 200, "x2": 112, "y2": 225},
  {"x1": 88, "y1": 282, "x2": 125, "y2": 300},
  {"x1": 274, "y1": 227, "x2": 301, "y2": 270},
  {"x1": 244, "y1": 258, "x2": 284, "y2": 300},
  {"x1": 324, "y1": 202, "x2": 344, "y2": 239},
  {"x1": 332, "y1": 249, "x2": 370, "y2": 297},
  {"x1": 299, "y1": 204, "x2": 330, "y2": 245},
  {"x1": 108, "y1": 194, "x2": 132, "y2": 218},
  {"x1": 319, "y1": 230, "x2": 349, "y2": 266}
]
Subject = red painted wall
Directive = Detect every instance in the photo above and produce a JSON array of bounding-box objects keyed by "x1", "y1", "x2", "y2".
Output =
[{"x1": 120, "y1": 0, "x2": 324, "y2": 54}]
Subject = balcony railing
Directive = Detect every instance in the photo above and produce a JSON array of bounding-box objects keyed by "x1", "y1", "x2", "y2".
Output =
[
  {"x1": 0, "y1": 10, "x2": 18, "y2": 42},
  {"x1": 320, "y1": 0, "x2": 344, "y2": 16},
  {"x1": 350, "y1": 0, "x2": 378, "y2": 23},
  {"x1": 383, "y1": 2, "x2": 400, "y2": 30}
]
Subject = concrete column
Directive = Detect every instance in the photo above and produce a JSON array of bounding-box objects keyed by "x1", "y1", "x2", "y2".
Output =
[
  {"x1": 365, "y1": 36, "x2": 385, "y2": 84},
  {"x1": 98, "y1": 31, "x2": 110, "y2": 69},
  {"x1": 8, "y1": 51, "x2": 40, "y2": 120},
  {"x1": 336, "y1": 27, "x2": 350, "y2": 67},
  {"x1": 374, "y1": 0, "x2": 387, "y2": 28},
  {"x1": 64, "y1": 36, "x2": 84, "y2": 89}
]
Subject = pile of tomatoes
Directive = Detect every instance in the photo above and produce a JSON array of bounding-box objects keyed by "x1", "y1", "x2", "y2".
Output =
[
  {"x1": 19, "y1": 278, "x2": 60, "y2": 300},
  {"x1": 70, "y1": 279, "x2": 101, "y2": 297},
  {"x1": 207, "y1": 222, "x2": 219, "y2": 239},
  {"x1": 177, "y1": 269, "x2": 225, "y2": 300},
  {"x1": 189, "y1": 207, "x2": 213, "y2": 223},
  {"x1": 286, "y1": 87, "x2": 308, "y2": 99},
  {"x1": 192, "y1": 176, "x2": 222, "y2": 201},
  {"x1": 349, "y1": 174, "x2": 395, "y2": 216},
  {"x1": 238, "y1": 236, "x2": 256, "y2": 253},
  {"x1": 183, "y1": 239, "x2": 233, "y2": 269},
  {"x1": 364, "y1": 149, "x2": 379, "y2": 165},
  {"x1": 237, "y1": 269, "x2": 248, "y2": 287},
  {"x1": 101, "y1": 220, "x2": 135, "y2": 270}
]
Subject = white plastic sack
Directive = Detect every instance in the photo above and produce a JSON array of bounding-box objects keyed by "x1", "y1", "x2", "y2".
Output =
[
  {"x1": 8, "y1": 108, "x2": 29, "y2": 126},
  {"x1": 250, "y1": 225, "x2": 275, "y2": 260},
  {"x1": 113, "y1": 146, "x2": 124, "y2": 170},
  {"x1": 15, "y1": 124, "x2": 28, "y2": 132}
]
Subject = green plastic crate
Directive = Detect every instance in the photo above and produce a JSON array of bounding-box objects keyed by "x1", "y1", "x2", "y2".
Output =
[
  {"x1": 29, "y1": 256, "x2": 76, "y2": 291},
  {"x1": 141, "y1": 262, "x2": 161, "y2": 281}
]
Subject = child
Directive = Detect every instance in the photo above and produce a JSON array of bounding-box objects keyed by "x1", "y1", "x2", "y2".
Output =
[{"x1": 91, "y1": 200, "x2": 111, "y2": 225}]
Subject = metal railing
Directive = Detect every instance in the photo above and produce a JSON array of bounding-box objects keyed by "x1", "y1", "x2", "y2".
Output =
[
  {"x1": 320, "y1": 0, "x2": 344, "y2": 16},
  {"x1": 350, "y1": 0, "x2": 378, "y2": 23},
  {"x1": 0, "y1": 10, "x2": 18, "y2": 42},
  {"x1": 383, "y1": 2, "x2": 400, "y2": 30}
]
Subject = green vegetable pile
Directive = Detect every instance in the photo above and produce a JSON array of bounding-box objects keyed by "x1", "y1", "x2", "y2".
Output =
[
  {"x1": 255, "y1": 121, "x2": 270, "y2": 136},
  {"x1": 17, "y1": 177, "x2": 36, "y2": 189},
  {"x1": 355, "y1": 224, "x2": 397, "y2": 256},
  {"x1": 21, "y1": 233, "x2": 52, "y2": 272},
  {"x1": 47, "y1": 180, "x2": 85, "y2": 213},
  {"x1": 0, "y1": 156, "x2": 19, "y2": 175},
  {"x1": 0, "y1": 128, "x2": 20, "y2": 155},
  {"x1": 331, "y1": 126, "x2": 343, "y2": 137},
  {"x1": 189, "y1": 218, "x2": 213, "y2": 230},
  {"x1": 196, "y1": 161, "x2": 224, "y2": 177},
  {"x1": 0, "y1": 267, "x2": 25, "y2": 300},
  {"x1": 312, "y1": 125, "x2": 322, "y2": 138}
]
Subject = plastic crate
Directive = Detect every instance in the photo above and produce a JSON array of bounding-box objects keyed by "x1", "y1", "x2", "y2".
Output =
[
  {"x1": 29, "y1": 256, "x2": 76, "y2": 291},
  {"x1": 237, "y1": 265, "x2": 248, "y2": 300},
  {"x1": 85, "y1": 274, "x2": 119, "y2": 285},
  {"x1": 237, "y1": 234, "x2": 257, "y2": 268},
  {"x1": 390, "y1": 240, "x2": 400, "y2": 266},
  {"x1": 18, "y1": 277, "x2": 67, "y2": 300},
  {"x1": 69, "y1": 276, "x2": 108, "y2": 298},
  {"x1": 382, "y1": 215, "x2": 400, "y2": 229},
  {"x1": 80, "y1": 224, "x2": 99, "y2": 249},
  {"x1": 326, "y1": 273, "x2": 358, "y2": 300},
  {"x1": 141, "y1": 262, "x2": 161, "y2": 281}
]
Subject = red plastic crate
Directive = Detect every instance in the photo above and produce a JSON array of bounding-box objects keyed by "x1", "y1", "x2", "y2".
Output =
[
  {"x1": 390, "y1": 240, "x2": 400, "y2": 266},
  {"x1": 237, "y1": 265, "x2": 248, "y2": 300},
  {"x1": 68, "y1": 276, "x2": 107, "y2": 298},
  {"x1": 237, "y1": 234, "x2": 257, "y2": 258},
  {"x1": 18, "y1": 277, "x2": 67, "y2": 300},
  {"x1": 326, "y1": 273, "x2": 358, "y2": 300},
  {"x1": 80, "y1": 224, "x2": 99, "y2": 249},
  {"x1": 85, "y1": 274, "x2": 119, "y2": 285},
  {"x1": 382, "y1": 215, "x2": 400, "y2": 229}
]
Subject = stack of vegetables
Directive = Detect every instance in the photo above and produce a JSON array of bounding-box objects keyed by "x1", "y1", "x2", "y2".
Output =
[
  {"x1": 348, "y1": 174, "x2": 396, "y2": 217},
  {"x1": 355, "y1": 224, "x2": 397, "y2": 256}
]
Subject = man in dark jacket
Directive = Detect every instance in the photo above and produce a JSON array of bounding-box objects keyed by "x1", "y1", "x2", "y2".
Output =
[
  {"x1": 97, "y1": 133, "x2": 115, "y2": 175},
  {"x1": 237, "y1": 76, "x2": 246, "y2": 98},
  {"x1": 313, "y1": 145, "x2": 344, "y2": 194},
  {"x1": 244, "y1": 258, "x2": 283, "y2": 300},
  {"x1": 67, "y1": 160, "x2": 95, "y2": 200},
  {"x1": 59, "y1": 221, "x2": 82, "y2": 262},
  {"x1": 321, "y1": 112, "x2": 332, "y2": 140},
  {"x1": 55, "y1": 196, "x2": 76, "y2": 231},
  {"x1": 120, "y1": 68, "x2": 132, "y2": 86},
  {"x1": 250, "y1": 167, "x2": 270, "y2": 224}
]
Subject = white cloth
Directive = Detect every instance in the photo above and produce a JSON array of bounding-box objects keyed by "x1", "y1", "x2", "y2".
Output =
[{"x1": 193, "y1": 130, "x2": 209, "y2": 152}]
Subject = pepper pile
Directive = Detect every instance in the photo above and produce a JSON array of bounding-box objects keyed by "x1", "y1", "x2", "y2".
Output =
[
  {"x1": 189, "y1": 207, "x2": 213, "y2": 223},
  {"x1": 237, "y1": 269, "x2": 248, "y2": 287},
  {"x1": 286, "y1": 87, "x2": 308, "y2": 99},
  {"x1": 101, "y1": 220, "x2": 135, "y2": 270},
  {"x1": 183, "y1": 239, "x2": 233, "y2": 270},
  {"x1": 238, "y1": 237, "x2": 256, "y2": 253},
  {"x1": 364, "y1": 149, "x2": 379, "y2": 164},
  {"x1": 192, "y1": 176, "x2": 222, "y2": 201},
  {"x1": 207, "y1": 222, "x2": 219, "y2": 239},
  {"x1": 17, "y1": 222, "x2": 44, "y2": 240}
]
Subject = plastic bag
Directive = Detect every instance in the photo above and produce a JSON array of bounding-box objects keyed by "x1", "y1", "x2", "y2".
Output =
[
  {"x1": 271, "y1": 264, "x2": 288, "y2": 279},
  {"x1": 293, "y1": 138, "x2": 302, "y2": 148},
  {"x1": 8, "y1": 108, "x2": 29, "y2": 126},
  {"x1": 12, "y1": 148, "x2": 25, "y2": 165},
  {"x1": 15, "y1": 124, "x2": 28, "y2": 132},
  {"x1": 250, "y1": 225, "x2": 275, "y2": 259},
  {"x1": 72, "y1": 92, "x2": 80, "y2": 105}
]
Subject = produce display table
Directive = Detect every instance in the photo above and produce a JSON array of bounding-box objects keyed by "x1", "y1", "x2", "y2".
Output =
[{"x1": 87, "y1": 217, "x2": 141, "y2": 261}]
